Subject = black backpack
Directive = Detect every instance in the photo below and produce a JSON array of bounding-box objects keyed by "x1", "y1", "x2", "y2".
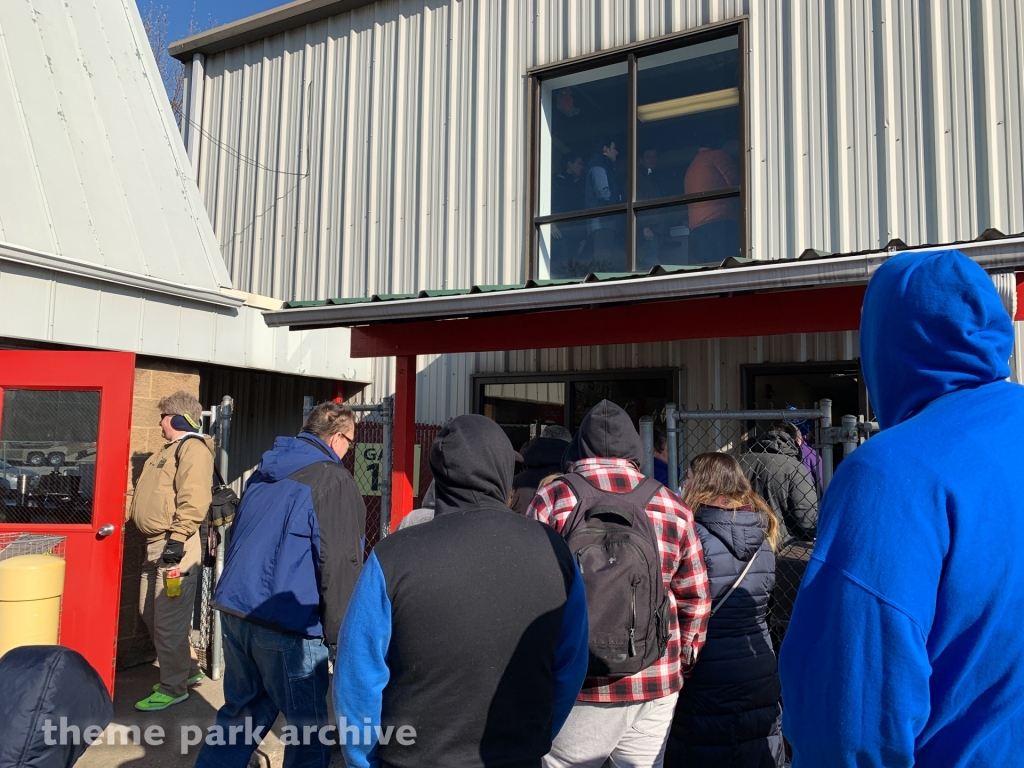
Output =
[{"x1": 560, "y1": 473, "x2": 670, "y2": 677}]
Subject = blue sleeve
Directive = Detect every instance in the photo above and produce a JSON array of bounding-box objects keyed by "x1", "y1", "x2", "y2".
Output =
[
  {"x1": 551, "y1": 563, "x2": 589, "y2": 738},
  {"x1": 779, "y1": 451, "x2": 935, "y2": 768},
  {"x1": 334, "y1": 551, "x2": 392, "y2": 768},
  {"x1": 779, "y1": 560, "x2": 930, "y2": 768}
]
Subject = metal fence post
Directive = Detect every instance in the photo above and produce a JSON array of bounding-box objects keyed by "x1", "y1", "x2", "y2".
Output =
[
  {"x1": 639, "y1": 416, "x2": 654, "y2": 478},
  {"x1": 818, "y1": 398, "x2": 833, "y2": 491},
  {"x1": 841, "y1": 414, "x2": 859, "y2": 457},
  {"x1": 302, "y1": 395, "x2": 315, "y2": 422},
  {"x1": 665, "y1": 403, "x2": 678, "y2": 493},
  {"x1": 380, "y1": 396, "x2": 394, "y2": 537},
  {"x1": 211, "y1": 395, "x2": 232, "y2": 681}
]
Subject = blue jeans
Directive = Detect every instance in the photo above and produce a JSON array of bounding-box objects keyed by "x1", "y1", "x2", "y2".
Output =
[{"x1": 194, "y1": 613, "x2": 331, "y2": 768}]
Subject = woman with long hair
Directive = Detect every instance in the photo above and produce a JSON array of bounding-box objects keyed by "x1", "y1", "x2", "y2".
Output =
[{"x1": 664, "y1": 452, "x2": 785, "y2": 768}]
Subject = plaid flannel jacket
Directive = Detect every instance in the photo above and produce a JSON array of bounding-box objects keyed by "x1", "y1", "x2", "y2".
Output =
[{"x1": 527, "y1": 457, "x2": 711, "y2": 703}]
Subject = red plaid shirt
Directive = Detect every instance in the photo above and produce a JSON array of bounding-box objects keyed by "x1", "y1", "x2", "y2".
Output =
[{"x1": 527, "y1": 458, "x2": 710, "y2": 703}]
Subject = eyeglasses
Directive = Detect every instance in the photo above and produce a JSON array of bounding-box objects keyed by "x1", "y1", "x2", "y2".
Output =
[{"x1": 160, "y1": 413, "x2": 171, "y2": 421}]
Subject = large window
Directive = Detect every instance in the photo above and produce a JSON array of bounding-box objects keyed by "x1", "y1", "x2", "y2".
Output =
[{"x1": 532, "y1": 26, "x2": 744, "y2": 278}]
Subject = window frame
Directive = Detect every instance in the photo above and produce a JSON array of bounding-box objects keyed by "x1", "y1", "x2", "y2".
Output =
[
  {"x1": 526, "y1": 19, "x2": 749, "y2": 279},
  {"x1": 473, "y1": 368, "x2": 683, "y2": 433}
]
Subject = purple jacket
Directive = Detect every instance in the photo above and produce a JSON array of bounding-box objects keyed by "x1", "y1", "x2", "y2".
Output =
[{"x1": 800, "y1": 442, "x2": 823, "y2": 495}]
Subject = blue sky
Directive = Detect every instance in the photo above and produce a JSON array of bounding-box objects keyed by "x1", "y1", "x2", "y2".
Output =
[{"x1": 142, "y1": 0, "x2": 282, "y2": 43}]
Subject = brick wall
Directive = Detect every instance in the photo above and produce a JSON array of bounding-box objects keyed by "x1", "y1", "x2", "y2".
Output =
[{"x1": 116, "y1": 358, "x2": 200, "y2": 670}]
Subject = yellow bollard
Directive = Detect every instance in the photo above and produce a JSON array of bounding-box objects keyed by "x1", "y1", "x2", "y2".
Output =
[{"x1": 0, "y1": 554, "x2": 66, "y2": 658}]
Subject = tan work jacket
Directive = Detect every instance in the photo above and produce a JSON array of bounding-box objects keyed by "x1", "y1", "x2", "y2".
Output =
[{"x1": 129, "y1": 435, "x2": 214, "y2": 543}]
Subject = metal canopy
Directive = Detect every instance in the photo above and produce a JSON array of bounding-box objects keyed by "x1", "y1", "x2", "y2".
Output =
[{"x1": 263, "y1": 236, "x2": 1024, "y2": 331}]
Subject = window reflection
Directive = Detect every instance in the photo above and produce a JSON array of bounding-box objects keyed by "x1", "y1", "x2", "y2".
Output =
[
  {"x1": 539, "y1": 213, "x2": 628, "y2": 278},
  {"x1": 635, "y1": 200, "x2": 741, "y2": 269},
  {"x1": 539, "y1": 62, "x2": 628, "y2": 217},
  {"x1": 636, "y1": 36, "x2": 740, "y2": 201},
  {"x1": 533, "y1": 30, "x2": 742, "y2": 275}
]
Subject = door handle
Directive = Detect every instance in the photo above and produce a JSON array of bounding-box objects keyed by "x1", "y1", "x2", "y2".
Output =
[{"x1": 97, "y1": 524, "x2": 116, "y2": 537}]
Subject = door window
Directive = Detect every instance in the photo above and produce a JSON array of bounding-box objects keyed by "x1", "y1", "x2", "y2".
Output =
[{"x1": 0, "y1": 390, "x2": 100, "y2": 525}]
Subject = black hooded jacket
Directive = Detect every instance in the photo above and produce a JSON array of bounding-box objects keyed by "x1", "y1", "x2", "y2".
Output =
[
  {"x1": 510, "y1": 437, "x2": 568, "y2": 514},
  {"x1": 666, "y1": 508, "x2": 784, "y2": 768},
  {"x1": 560, "y1": 399, "x2": 646, "y2": 468},
  {"x1": 334, "y1": 415, "x2": 589, "y2": 768},
  {"x1": 0, "y1": 646, "x2": 113, "y2": 768},
  {"x1": 738, "y1": 431, "x2": 818, "y2": 542}
]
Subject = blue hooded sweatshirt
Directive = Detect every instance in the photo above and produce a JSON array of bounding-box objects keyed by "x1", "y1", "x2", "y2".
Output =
[
  {"x1": 778, "y1": 250, "x2": 1024, "y2": 767},
  {"x1": 213, "y1": 432, "x2": 366, "y2": 640}
]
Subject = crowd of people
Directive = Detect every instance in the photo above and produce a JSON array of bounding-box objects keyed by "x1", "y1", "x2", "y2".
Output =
[
  {"x1": 5, "y1": 250, "x2": 1022, "y2": 768},
  {"x1": 548, "y1": 134, "x2": 742, "y2": 276}
]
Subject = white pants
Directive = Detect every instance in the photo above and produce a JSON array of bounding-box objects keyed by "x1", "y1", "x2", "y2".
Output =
[{"x1": 543, "y1": 692, "x2": 679, "y2": 768}]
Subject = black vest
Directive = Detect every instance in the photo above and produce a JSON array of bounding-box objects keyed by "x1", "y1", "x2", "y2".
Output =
[{"x1": 373, "y1": 503, "x2": 577, "y2": 768}]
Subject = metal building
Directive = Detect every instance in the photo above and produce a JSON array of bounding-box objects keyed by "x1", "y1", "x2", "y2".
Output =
[{"x1": 172, "y1": 0, "x2": 1024, "y2": 520}]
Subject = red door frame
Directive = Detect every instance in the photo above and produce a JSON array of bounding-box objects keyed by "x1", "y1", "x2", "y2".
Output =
[{"x1": 0, "y1": 351, "x2": 134, "y2": 695}]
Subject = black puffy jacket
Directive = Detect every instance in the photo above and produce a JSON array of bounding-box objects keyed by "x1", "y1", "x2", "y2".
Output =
[
  {"x1": 0, "y1": 645, "x2": 113, "y2": 768},
  {"x1": 739, "y1": 431, "x2": 818, "y2": 542},
  {"x1": 509, "y1": 437, "x2": 567, "y2": 514},
  {"x1": 665, "y1": 506, "x2": 784, "y2": 768}
]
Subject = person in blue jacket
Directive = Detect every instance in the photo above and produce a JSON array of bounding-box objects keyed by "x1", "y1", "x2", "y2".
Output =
[
  {"x1": 779, "y1": 249, "x2": 1024, "y2": 767},
  {"x1": 334, "y1": 414, "x2": 589, "y2": 768},
  {"x1": 195, "y1": 402, "x2": 367, "y2": 768}
]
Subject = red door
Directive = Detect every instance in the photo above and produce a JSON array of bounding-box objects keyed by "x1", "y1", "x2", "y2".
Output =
[{"x1": 0, "y1": 351, "x2": 134, "y2": 694}]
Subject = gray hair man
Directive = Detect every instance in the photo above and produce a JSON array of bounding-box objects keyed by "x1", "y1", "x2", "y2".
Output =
[{"x1": 129, "y1": 390, "x2": 214, "y2": 711}]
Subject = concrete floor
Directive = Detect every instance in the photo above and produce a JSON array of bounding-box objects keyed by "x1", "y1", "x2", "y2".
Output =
[{"x1": 76, "y1": 661, "x2": 344, "y2": 768}]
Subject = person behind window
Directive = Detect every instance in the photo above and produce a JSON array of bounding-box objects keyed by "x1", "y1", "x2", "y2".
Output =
[
  {"x1": 584, "y1": 137, "x2": 623, "y2": 271},
  {"x1": 551, "y1": 152, "x2": 588, "y2": 276},
  {"x1": 683, "y1": 138, "x2": 740, "y2": 264},
  {"x1": 665, "y1": 452, "x2": 785, "y2": 768},
  {"x1": 636, "y1": 147, "x2": 665, "y2": 269},
  {"x1": 553, "y1": 151, "x2": 585, "y2": 214}
]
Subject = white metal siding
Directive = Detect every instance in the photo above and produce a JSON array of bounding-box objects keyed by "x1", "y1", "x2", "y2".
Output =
[
  {"x1": 0, "y1": 0, "x2": 232, "y2": 291},
  {"x1": 192, "y1": 0, "x2": 1024, "y2": 421}
]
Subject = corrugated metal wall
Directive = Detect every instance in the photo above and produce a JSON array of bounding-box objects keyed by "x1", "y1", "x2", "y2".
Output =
[
  {"x1": 192, "y1": 0, "x2": 1024, "y2": 422},
  {"x1": 199, "y1": 365, "x2": 334, "y2": 483}
]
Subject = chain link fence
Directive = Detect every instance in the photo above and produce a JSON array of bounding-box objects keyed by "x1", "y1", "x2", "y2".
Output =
[{"x1": 640, "y1": 401, "x2": 884, "y2": 650}]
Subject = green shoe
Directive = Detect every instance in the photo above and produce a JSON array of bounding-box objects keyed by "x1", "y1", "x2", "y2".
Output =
[
  {"x1": 135, "y1": 690, "x2": 188, "y2": 711},
  {"x1": 152, "y1": 671, "x2": 204, "y2": 692}
]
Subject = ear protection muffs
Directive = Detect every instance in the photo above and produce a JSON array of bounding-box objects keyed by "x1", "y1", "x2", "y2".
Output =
[{"x1": 169, "y1": 414, "x2": 200, "y2": 433}]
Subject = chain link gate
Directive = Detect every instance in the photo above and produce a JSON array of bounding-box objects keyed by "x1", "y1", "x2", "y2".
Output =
[
  {"x1": 640, "y1": 400, "x2": 873, "y2": 650},
  {"x1": 191, "y1": 396, "x2": 232, "y2": 678}
]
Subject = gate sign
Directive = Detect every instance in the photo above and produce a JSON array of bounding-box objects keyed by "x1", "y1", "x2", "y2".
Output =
[{"x1": 355, "y1": 443, "x2": 420, "y2": 497}]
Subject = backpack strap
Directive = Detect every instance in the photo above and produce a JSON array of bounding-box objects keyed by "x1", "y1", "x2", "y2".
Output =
[
  {"x1": 174, "y1": 434, "x2": 225, "y2": 486},
  {"x1": 560, "y1": 472, "x2": 663, "y2": 531},
  {"x1": 709, "y1": 550, "x2": 761, "y2": 618}
]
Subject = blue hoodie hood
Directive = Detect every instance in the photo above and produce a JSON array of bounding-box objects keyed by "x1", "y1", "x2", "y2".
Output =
[
  {"x1": 860, "y1": 249, "x2": 1012, "y2": 429},
  {"x1": 254, "y1": 432, "x2": 341, "y2": 482}
]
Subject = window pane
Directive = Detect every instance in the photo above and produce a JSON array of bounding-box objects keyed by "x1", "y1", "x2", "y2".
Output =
[
  {"x1": 635, "y1": 198, "x2": 741, "y2": 269},
  {"x1": 538, "y1": 214, "x2": 628, "y2": 279},
  {"x1": 539, "y1": 62, "x2": 628, "y2": 216},
  {"x1": 482, "y1": 382, "x2": 566, "y2": 450},
  {"x1": 1, "y1": 390, "x2": 100, "y2": 525},
  {"x1": 570, "y1": 377, "x2": 670, "y2": 433},
  {"x1": 636, "y1": 35, "x2": 740, "y2": 202}
]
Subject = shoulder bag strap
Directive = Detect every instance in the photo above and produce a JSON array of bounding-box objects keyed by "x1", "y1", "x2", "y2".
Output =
[
  {"x1": 175, "y1": 434, "x2": 225, "y2": 486},
  {"x1": 709, "y1": 550, "x2": 761, "y2": 618}
]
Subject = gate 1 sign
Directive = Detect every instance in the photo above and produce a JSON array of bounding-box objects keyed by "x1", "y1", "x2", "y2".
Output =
[{"x1": 356, "y1": 443, "x2": 420, "y2": 497}]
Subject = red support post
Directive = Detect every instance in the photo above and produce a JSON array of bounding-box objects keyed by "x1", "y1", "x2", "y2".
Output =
[
  {"x1": 332, "y1": 381, "x2": 346, "y2": 403},
  {"x1": 390, "y1": 355, "x2": 417, "y2": 531}
]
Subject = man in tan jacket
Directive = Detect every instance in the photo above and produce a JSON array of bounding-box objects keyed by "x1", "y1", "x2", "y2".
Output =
[{"x1": 129, "y1": 391, "x2": 213, "y2": 711}]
